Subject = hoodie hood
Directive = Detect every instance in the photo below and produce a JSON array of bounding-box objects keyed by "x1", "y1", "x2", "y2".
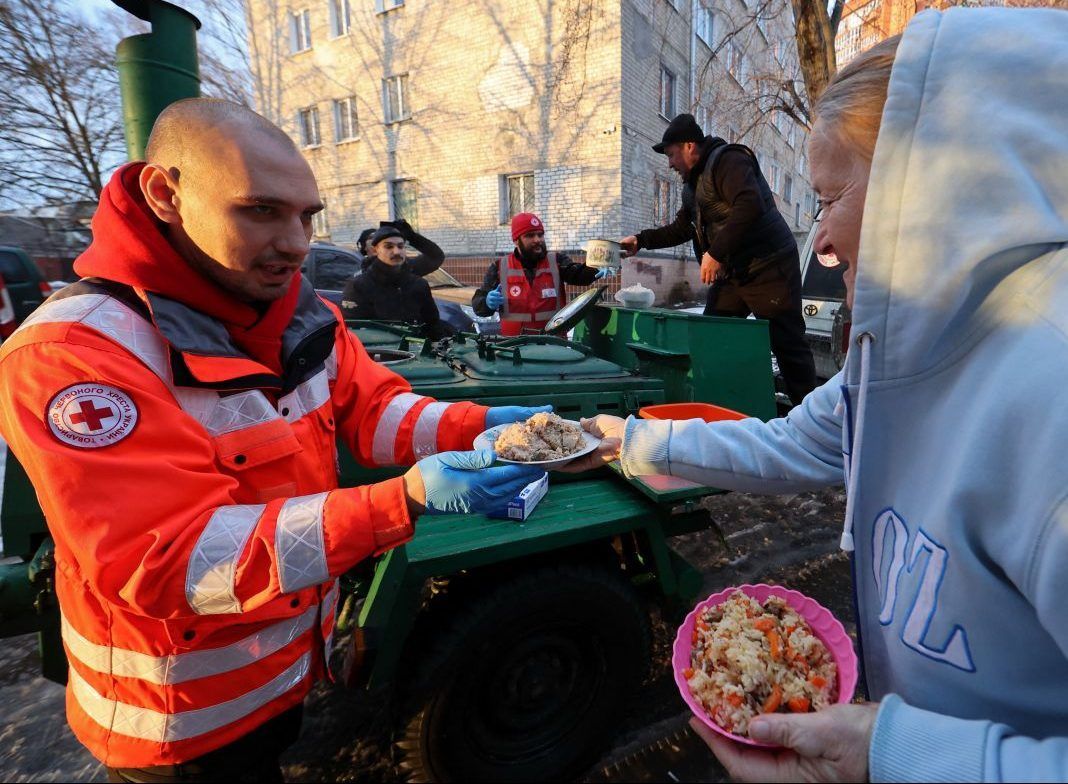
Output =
[
  {"x1": 848, "y1": 7, "x2": 1068, "y2": 384},
  {"x1": 74, "y1": 162, "x2": 302, "y2": 371}
]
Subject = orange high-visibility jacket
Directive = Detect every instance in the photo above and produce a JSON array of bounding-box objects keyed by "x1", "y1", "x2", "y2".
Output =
[{"x1": 0, "y1": 278, "x2": 487, "y2": 768}]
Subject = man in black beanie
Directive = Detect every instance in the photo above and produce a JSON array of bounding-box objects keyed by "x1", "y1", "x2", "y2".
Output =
[
  {"x1": 620, "y1": 113, "x2": 816, "y2": 406},
  {"x1": 341, "y1": 225, "x2": 450, "y2": 339},
  {"x1": 357, "y1": 219, "x2": 444, "y2": 276}
]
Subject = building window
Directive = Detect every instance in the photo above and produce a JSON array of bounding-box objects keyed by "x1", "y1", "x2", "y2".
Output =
[
  {"x1": 783, "y1": 173, "x2": 794, "y2": 203},
  {"x1": 658, "y1": 64, "x2": 676, "y2": 118},
  {"x1": 654, "y1": 176, "x2": 673, "y2": 225},
  {"x1": 329, "y1": 0, "x2": 351, "y2": 37},
  {"x1": 695, "y1": 2, "x2": 714, "y2": 46},
  {"x1": 695, "y1": 103, "x2": 713, "y2": 137},
  {"x1": 383, "y1": 74, "x2": 410, "y2": 123},
  {"x1": 312, "y1": 200, "x2": 329, "y2": 237},
  {"x1": 795, "y1": 200, "x2": 801, "y2": 227},
  {"x1": 298, "y1": 106, "x2": 320, "y2": 147},
  {"x1": 289, "y1": 9, "x2": 311, "y2": 53},
  {"x1": 375, "y1": 0, "x2": 404, "y2": 11},
  {"x1": 502, "y1": 173, "x2": 535, "y2": 222},
  {"x1": 390, "y1": 179, "x2": 418, "y2": 229},
  {"x1": 333, "y1": 97, "x2": 358, "y2": 141},
  {"x1": 767, "y1": 161, "x2": 782, "y2": 194}
]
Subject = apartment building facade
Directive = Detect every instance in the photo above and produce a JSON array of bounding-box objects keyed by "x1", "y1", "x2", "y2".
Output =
[
  {"x1": 246, "y1": 0, "x2": 814, "y2": 260},
  {"x1": 834, "y1": 0, "x2": 1061, "y2": 66}
]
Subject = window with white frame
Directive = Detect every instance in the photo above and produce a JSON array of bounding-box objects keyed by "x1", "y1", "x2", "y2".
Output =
[
  {"x1": 695, "y1": 103, "x2": 713, "y2": 137},
  {"x1": 390, "y1": 179, "x2": 418, "y2": 229},
  {"x1": 787, "y1": 121, "x2": 797, "y2": 148},
  {"x1": 375, "y1": 0, "x2": 404, "y2": 12},
  {"x1": 659, "y1": 64, "x2": 676, "y2": 118},
  {"x1": 329, "y1": 0, "x2": 351, "y2": 37},
  {"x1": 382, "y1": 74, "x2": 410, "y2": 123},
  {"x1": 726, "y1": 40, "x2": 743, "y2": 82},
  {"x1": 312, "y1": 200, "x2": 329, "y2": 237},
  {"x1": 333, "y1": 97, "x2": 358, "y2": 141},
  {"x1": 695, "y1": 1, "x2": 714, "y2": 46},
  {"x1": 289, "y1": 9, "x2": 311, "y2": 53},
  {"x1": 767, "y1": 159, "x2": 781, "y2": 193},
  {"x1": 654, "y1": 176, "x2": 673, "y2": 225},
  {"x1": 783, "y1": 173, "x2": 794, "y2": 204},
  {"x1": 298, "y1": 106, "x2": 320, "y2": 147},
  {"x1": 502, "y1": 173, "x2": 535, "y2": 222}
]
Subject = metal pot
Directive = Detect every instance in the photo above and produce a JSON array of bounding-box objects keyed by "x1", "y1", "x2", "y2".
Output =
[{"x1": 584, "y1": 238, "x2": 622, "y2": 270}]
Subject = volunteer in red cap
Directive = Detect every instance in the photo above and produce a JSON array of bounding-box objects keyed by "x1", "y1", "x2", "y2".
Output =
[
  {"x1": 0, "y1": 98, "x2": 549, "y2": 782},
  {"x1": 471, "y1": 212, "x2": 608, "y2": 336}
]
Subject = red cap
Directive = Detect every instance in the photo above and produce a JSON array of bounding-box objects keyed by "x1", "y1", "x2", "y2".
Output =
[{"x1": 510, "y1": 212, "x2": 544, "y2": 242}]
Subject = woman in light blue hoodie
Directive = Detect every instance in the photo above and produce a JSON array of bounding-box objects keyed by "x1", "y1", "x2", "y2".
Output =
[{"x1": 578, "y1": 8, "x2": 1068, "y2": 782}]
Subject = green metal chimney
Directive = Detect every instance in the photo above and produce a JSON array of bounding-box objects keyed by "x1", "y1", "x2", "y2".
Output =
[{"x1": 112, "y1": 0, "x2": 202, "y2": 160}]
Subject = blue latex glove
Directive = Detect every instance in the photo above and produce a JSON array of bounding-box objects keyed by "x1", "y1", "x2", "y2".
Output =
[
  {"x1": 485, "y1": 285, "x2": 504, "y2": 310},
  {"x1": 593, "y1": 267, "x2": 616, "y2": 279},
  {"x1": 485, "y1": 404, "x2": 553, "y2": 429},
  {"x1": 417, "y1": 449, "x2": 545, "y2": 515}
]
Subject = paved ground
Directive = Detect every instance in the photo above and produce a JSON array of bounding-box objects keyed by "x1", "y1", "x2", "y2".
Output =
[{"x1": 0, "y1": 477, "x2": 851, "y2": 782}]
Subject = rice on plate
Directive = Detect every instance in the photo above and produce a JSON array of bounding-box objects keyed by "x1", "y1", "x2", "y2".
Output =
[{"x1": 685, "y1": 590, "x2": 838, "y2": 737}]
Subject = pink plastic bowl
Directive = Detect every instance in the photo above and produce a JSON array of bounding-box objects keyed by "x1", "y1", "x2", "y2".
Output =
[{"x1": 673, "y1": 583, "x2": 859, "y2": 747}]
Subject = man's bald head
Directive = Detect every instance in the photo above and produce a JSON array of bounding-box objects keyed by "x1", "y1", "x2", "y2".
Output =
[
  {"x1": 139, "y1": 97, "x2": 322, "y2": 304},
  {"x1": 145, "y1": 97, "x2": 299, "y2": 175}
]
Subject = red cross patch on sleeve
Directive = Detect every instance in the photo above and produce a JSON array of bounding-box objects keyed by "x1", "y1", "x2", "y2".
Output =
[{"x1": 47, "y1": 384, "x2": 139, "y2": 449}]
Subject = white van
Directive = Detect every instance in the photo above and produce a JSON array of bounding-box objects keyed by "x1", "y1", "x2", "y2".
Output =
[{"x1": 798, "y1": 220, "x2": 850, "y2": 380}]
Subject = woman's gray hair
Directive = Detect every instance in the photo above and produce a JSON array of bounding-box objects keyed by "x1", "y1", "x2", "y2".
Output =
[{"x1": 814, "y1": 35, "x2": 903, "y2": 161}]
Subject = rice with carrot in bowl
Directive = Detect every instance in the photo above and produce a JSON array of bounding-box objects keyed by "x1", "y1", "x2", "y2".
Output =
[{"x1": 684, "y1": 590, "x2": 838, "y2": 738}]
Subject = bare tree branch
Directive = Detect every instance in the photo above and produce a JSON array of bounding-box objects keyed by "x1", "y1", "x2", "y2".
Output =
[{"x1": 0, "y1": 0, "x2": 128, "y2": 209}]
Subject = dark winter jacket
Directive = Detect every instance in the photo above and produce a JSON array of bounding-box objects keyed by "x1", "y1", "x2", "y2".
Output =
[
  {"x1": 341, "y1": 260, "x2": 450, "y2": 340},
  {"x1": 637, "y1": 136, "x2": 797, "y2": 281},
  {"x1": 471, "y1": 251, "x2": 600, "y2": 317}
]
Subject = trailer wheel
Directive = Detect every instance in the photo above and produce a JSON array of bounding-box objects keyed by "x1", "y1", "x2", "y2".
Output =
[{"x1": 397, "y1": 563, "x2": 650, "y2": 783}]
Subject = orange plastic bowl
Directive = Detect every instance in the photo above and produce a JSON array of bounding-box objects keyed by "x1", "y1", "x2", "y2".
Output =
[{"x1": 638, "y1": 402, "x2": 749, "y2": 422}]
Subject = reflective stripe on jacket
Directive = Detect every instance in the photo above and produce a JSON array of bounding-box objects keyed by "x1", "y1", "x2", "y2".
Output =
[
  {"x1": 0, "y1": 278, "x2": 488, "y2": 767},
  {"x1": 498, "y1": 252, "x2": 563, "y2": 336}
]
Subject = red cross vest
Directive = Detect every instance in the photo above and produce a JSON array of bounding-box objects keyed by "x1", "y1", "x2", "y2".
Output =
[{"x1": 498, "y1": 252, "x2": 564, "y2": 336}]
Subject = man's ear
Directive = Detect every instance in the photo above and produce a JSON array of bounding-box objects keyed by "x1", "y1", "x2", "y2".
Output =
[{"x1": 139, "y1": 164, "x2": 182, "y2": 225}]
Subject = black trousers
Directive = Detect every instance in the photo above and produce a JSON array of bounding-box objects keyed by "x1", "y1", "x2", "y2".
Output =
[
  {"x1": 106, "y1": 706, "x2": 302, "y2": 783},
  {"x1": 705, "y1": 250, "x2": 818, "y2": 406}
]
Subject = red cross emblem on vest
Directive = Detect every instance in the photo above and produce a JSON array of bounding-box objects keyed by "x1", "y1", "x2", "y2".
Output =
[{"x1": 47, "y1": 384, "x2": 139, "y2": 449}]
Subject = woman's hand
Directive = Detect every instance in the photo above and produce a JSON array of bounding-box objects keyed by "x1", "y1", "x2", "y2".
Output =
[
  {"x1": 553, "y1": 415, "x2": 626, "y2": 473},
  {"x1": 690, "y1": 702, "x2": 879, "y2": 783}
]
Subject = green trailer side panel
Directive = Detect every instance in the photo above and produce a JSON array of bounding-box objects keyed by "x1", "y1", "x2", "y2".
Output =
[
  {"x1": 1, "y1": 452, "x2": 46, "y2": 559},
  {"x1": 403, "y1": 479, "x2": 659, "y2": 566},
  {"x1": 576, "y1": 305, "x2": 777, "y2": 420},
  {"x1": 362, "y1": 477, "x2": 686, "y2": 687}
]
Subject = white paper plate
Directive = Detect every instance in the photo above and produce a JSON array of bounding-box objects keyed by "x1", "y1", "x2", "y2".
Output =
[{"x1": 473, "y1": 420, "x2": 600, "y2": 469}]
